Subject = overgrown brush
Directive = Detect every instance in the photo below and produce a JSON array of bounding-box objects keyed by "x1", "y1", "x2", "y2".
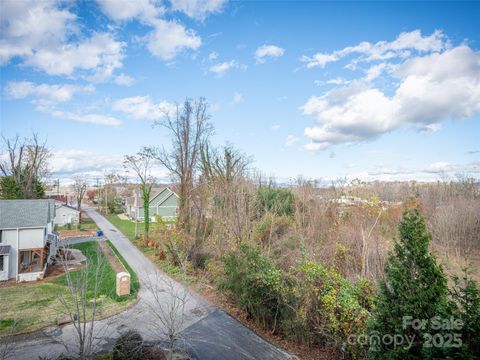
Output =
[
  {"x1": 220, "y1": 245, "x2": 292, "y2": 329},
  {"x1": 220, "y1": 244, "x2": 373, "y2": 358}
]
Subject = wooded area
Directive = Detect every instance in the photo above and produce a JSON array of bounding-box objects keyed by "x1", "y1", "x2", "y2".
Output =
[{"x1": 129, "y1": 99, "x2": 480, "y2": 359}]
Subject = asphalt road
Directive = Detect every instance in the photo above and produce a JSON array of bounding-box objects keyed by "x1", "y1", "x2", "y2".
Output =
[{"x1": 6, "y1": 208, "x2": 292, "y2": 360}]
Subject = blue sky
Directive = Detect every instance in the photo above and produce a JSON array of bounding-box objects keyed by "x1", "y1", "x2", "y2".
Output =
[{"x1": 1, "y1": 0, "x2": 479, "y2": 184}]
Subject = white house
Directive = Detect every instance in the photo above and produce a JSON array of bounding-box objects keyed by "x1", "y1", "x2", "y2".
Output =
[
  {"x1": 54, "y1": 201, "x2": 80, "y2": 226},
  {"x1": 0, "y1": 200, "x2": 58, "y2": 282}
]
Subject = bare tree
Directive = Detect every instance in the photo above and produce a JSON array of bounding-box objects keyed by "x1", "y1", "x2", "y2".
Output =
[
  {"x1": 124, "y1": 152, "x2": 155, "y2": 244},
  {"x1": 200, "y1": 143, "x2": 250, "y2": 185},
  {"x1": 146, "y1": 98, "x2": 213, "y2": 233},
  {"x1": 0, "y1": 134, "x2": 50, "y2": 199},
  {"x1": 199, "y1": 143, "x2": 254, "y2": 251},
  {"x1": 56, "y1": 245, "x2": 104, "y2": 360},
  {"x1": 144, "y1": 274, "x2": 190, "y2": 360},
  {"x1": 102, "y1": 171, "x2": 121, "y2": 215},
  {"x1": 72, "y1": 177, "x2": 88, "y2": 224}
]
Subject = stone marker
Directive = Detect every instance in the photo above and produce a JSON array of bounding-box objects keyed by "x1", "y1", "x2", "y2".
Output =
[
  {"x1": 116, "y1": 271, "x2": 131, "y2": 296},
  {"x1": 57, "y1": 314, "x2": 77, "y2": 326}
]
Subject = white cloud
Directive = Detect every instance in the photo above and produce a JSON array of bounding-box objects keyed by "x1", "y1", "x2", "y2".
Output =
[
  {"x1": 96, "y1": 0, "x2": 202, "y2": 61},
  {"x1": 207, "y1": 51, "x2": 218, "y2": 61},
  {"x1": 367, "y1": 161, "x2": 480, "y2": 181},
  {"x1": 364, "y1": 63, "x2": 393, "y2": 81},
  {"x1": 315, "y1": 77, "x2": 351, "y2": 86},
  {"x1": 0, "y1": 1, "x2": 126, "y2": 79},
  {"x1": 304, "y1": 141, "x2": 326, "y2": 151},
  {"x1": 286, "y1": 135, "x2": 299, "y2": 147},
  {"x1": 209, "y1": 60, "x2": 245, "y2": 76},
  {"x1": 419, "y1": 123, "x2": 442, "y2": 133},
  {"x1": 0, "y1": 0, "x2": 76, "y2": 65},
  {"x1": 112, "y1": 96, "x2": 175, "y2": 119},
  {"x1": 312, "y1": 160, "x2": 480, "y2": 183},
  {"x1": 255, "y1": 44, "x2": 285, "y2": 64},
  {"x1": 5, "y1": 81, "x2": 95, "y2": 105},
  {"x1": 114, "y1": 73, "x2": 134, "y2": 86},
  {"x1": 50, "y1": 149, "x2": 124, "y2": 176},
  {"x1": 48, "y1": 110, "x2": 123, "y2": 126},
  {"x1": 302, "y1": 44, "x2": 480, "y2": 150},
  {"x1": 4, "y1": 80, "x2": 119, "y2": 127},
  {"x1": 146, "y1": 19, "x2": 201, "y2": 60},
  {"x1": 427, "y1": 161, "x2": 450, "y2": 172},
  {"x1": 232, "y1": 92, "x2": 243, "y2": 104},
  {"x1": 170, "y1": 0, "x2": 227, "y2": 21},
  {"x1": 50, "y1": 148, "x2": 169, "y2": 180},
  {"x1": 29, "y1": 33, "x2": 125, "y2": 78},
  {"x1": 96, "y1": 0, "x2": 163, "y2": 22},
  {"x1": 301, "y1": 29, "x2": 446, "y2": 68},
  {"x1": 271, "y1": 124, "x2": 280, "y2": 131}
]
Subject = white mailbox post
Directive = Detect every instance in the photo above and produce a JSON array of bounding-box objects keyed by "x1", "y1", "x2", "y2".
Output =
[{"x1": 116, "y1": 271, "x2": 131, "y2": 296}]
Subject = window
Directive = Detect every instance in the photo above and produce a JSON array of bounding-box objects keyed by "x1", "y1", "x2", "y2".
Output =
[
  {"x1": 0, "y1": 255, "x2": 4, "y2": 271},
  {"x1": 0, "y1": 230, "x2": 2, "y2": 243}
]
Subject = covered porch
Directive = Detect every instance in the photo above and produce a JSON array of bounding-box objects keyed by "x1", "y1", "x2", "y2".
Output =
[{"x1": 17, "y1": 244, "x2": 50, "y2": 282}]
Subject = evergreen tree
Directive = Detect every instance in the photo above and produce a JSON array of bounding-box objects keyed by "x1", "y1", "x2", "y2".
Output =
[
  {"x1": 450, "y1": 272, "x2": 480, "y2": 359},
  {"x1": 0, "y1": 175, "x2": 45, "y2": 199},
  {"x1": 369, "y1": 209, "x2": 449, "y2": 359}
]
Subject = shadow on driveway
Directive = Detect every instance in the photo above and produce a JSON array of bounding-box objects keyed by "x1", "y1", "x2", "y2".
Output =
[{"x1": 181, "y1": 309, "x2": 293, "y2": 360}]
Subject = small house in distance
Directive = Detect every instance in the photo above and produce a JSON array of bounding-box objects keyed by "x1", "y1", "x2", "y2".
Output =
[
  {"x1": 125, "y1": 187, "x2": 179, "y2": 222},
  {"x1": 54, "y1": 201, "x2": 80, "y2": 226},
  {"x1": 0, "y1": 200, "x2": 58, "y2": 282}
]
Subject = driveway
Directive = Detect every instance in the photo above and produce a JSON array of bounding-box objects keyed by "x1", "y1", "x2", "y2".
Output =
[{"x1": 6, "y1": 208, "x2": 292, "y2": 360}]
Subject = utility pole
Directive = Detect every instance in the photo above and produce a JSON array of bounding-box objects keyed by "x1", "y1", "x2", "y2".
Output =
[
  {"x1": 105, "y1": 180, "x2": 108, "y2": 215},
  {"x1": 94, "y1": 177, "x2": 100, "y2": 209}
]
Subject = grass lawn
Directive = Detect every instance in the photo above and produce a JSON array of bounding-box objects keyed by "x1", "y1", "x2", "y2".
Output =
[
  {"x1": 55, "y1": 214, "x2": 98, "y2": 231},
  {"x1": 106, "y1": 214, "x2": 141, "y2": 241},
  {"x1": 0, "y1": 241, "x2": 138, "y2": 335},
  {"x1": 106, "y1": 214, "x2": 195, "y2": 283},
  {"x1": 106, "y1": 214, "x2": 174, "y2": 241},
  {"x1": 106, "y1": 214, "x2": 159, "y2": 268},
  {"x1": 78, "y1": 215, "x2": 99, "y2": 230},
  {"x1": 106, "y1": 240, "x2": 140, "y2": 295}
]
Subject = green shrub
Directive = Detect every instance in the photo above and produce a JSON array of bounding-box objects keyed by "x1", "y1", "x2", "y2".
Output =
[
  {"x1": 220, "y1": 245, "x2": 371, "y2": 358},
  {"x1": 112, "y1": 330, "x2": 143, "y2": 360},
  {"x1": 220, "y1": 245, "x2": 292, "y2": 329},
  {"x1": 292, "y1": 259, "x2": 371, "y2": 358},
  {"x1": 449, "y1": 272, "x2": 480, "y2": 359},
  {"x1": 256, "y1": 187, "x2": 295, "y2": 217}
]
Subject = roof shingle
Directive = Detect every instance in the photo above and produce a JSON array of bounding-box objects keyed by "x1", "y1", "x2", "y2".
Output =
[{"x1": 0, "y1": 200, "x2": 55, "y2": 229}]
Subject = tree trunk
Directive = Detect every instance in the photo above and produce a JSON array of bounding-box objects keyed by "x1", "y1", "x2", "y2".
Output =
[{"x1": 143, "y1": 201, "x2": 149, "y2": 246}]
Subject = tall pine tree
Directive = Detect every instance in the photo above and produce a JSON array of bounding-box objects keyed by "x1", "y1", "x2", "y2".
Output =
[{"x1": 369, "y1": 209, "x2": 449, "y2": 359}]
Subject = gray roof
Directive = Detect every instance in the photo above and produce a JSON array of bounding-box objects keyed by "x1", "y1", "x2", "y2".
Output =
[
  {"x1": 55, "y1": 201, "x2": 79, "y2": 212},
  {"x1": 0, "y1": 200, "x2": 55, "y2": 229},
  {"x1": 133, "y1": 187, "x2": 165, "y2": 207}
]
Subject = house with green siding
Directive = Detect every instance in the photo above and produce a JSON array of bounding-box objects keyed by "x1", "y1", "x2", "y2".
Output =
[{"x1": 126, "y1": 187, "x2": 179, "y2": 222}]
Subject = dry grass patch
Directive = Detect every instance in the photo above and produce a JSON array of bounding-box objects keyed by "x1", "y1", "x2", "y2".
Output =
[{"x1": 0, "y1": 241, "x2": 137, "y2": 335}]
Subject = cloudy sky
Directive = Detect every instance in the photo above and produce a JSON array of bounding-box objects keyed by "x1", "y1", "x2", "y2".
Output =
[{"x1": 1, "y1": 0, "x2": 479, "y2": 184}]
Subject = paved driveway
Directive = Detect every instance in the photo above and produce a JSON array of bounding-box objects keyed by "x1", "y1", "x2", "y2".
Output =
[{"x1": 6, "y1": 208, "x2": 292, "y2": 360}]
